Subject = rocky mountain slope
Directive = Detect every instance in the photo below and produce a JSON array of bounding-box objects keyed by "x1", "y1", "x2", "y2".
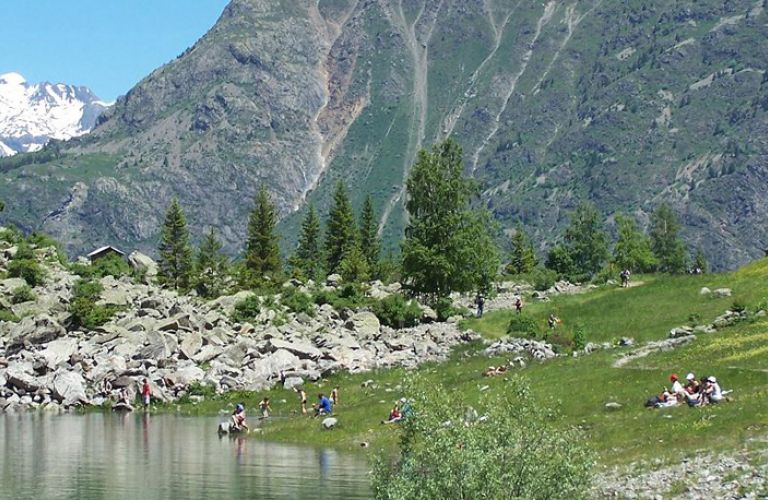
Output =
[
  {"x1": 1, "y1": 0, "x2": 767, "y2": 268},
  {"x1": 0, "y1": 72, "x2": 109, "y2": 156}
]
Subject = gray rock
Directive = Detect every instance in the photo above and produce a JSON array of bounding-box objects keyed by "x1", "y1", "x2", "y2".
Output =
[
  {"x1": 192, "y1": 344, "x2": 224, "y2": 363},
  {"x1": 52, "y1": 371, "x2": 88, "y2": 406},
  {"x1": 699, "y1": 287, "x2": 712, "y2": 296},
  {"x1": 39, "y1": 337, "x2": 78, "y2": 369},
  {"x1": 127, "y1": 251, "x2": 158, "y2": 279},
  {"x1": 346, "y1": 312, "x2": 380, "y2": 338},
  {"x1": 605, "y1": 402, "x2": 622, "y2": 410},
  {"x1": 179, "y1": 331, "x2": 203, "y2": 359},
  {"x1": 713, "y1": 288, "x2": 732, "y2": 298},
  {"x1": 321, "y1": 417, "x2": 338, "y2": 429},
  {"x1": 283, "y1": 376, "x2": 304, "y2": 390},
  {"x1": 5, "y1": 367, "x2": 41, "y2": 392},
  {"x1": 326, "y1": 274, "x2": 342, "y2": 286},
  {"x1": 267, "y1": 338, "x2": 323, "y2": 360}
]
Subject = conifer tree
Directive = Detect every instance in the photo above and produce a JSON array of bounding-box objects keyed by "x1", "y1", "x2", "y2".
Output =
[
  {"x1": 401, "y1": 139, "x2": 500, "y2": 299},
  {"x1": 245, "y1": 186, "x2": 282, "y2": 280},
  {"x1": 506, "y1": 224, "x2": 537, "y2": 274},
  {"x1": 547, "y1": 202, "x2": 608, "y2": 279},
  {"x1": 649, "y1": 202, "x2": 688, "y2": 274},
  {"x1": 359, "y1": 195, "x2": 380, "y2": 275},
  {"x1": 158, "y1": 198, "x2": 193, "y2": 290},
  {"x1": 339, "y1": 244, "x2": 370, "y2": 283},
  {"x1": 692, "y1": 248, "x2": 708, "y2": 273},
  {"x1": 195, "y1": 226, "x2": 229, "y2": 298},
  {"x1": 612, "y1": 214, "x2": 656, "y2": 272},
  {"x1": 325, "y1": 181, "x2": 357, "y2": 274},
  {"x1": 290, "y1": 204, "x2": 323, "y2": 280}
]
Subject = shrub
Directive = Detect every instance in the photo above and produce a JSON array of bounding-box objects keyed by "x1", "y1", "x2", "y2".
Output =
[
  {"x1": 371, "y1": 294, "x2": 422, "y2": 328},
  {"x1": 731, "y1": 300, "x2": 747, "y2": 313},
  {"x1": 372, "y1": 376, "x2": 593, "y2": 499},
  {"x1": 313, "y1": 284, "x2": 371, "y2": 311},
  {"x1": 0, "y1": 309, "x2": 19, "y2": 322},
  {"x1": 573, "y1": 324, "x2": 587, "y2": 351},
  {"x1": 280, "y1": 286, "x2": 316, "y2": 317},
  {"x1": 70, "y1": 279, "x2": 118, "y2": 330},
  {"x1": 506, "y1": 313, "x2": 541, "y2": 338},
  {"x1": 8, "y1": 259, "x2": 45, "y2": 287},
  {"x1": 231, "y1": 295, "x2": 262, "y2": 323},
  {"x1": 531, "y1": 267, "x2": 557, "y2": 291},
  {"x1": 11, "y1": 285, "x2": 36, "y2": 304},
  {"x1": 92, "y1": 254, "x2": 131, "y2": 278},
  {"x1": 0, "y1": 226, "x2": 23, "y2": 245}
]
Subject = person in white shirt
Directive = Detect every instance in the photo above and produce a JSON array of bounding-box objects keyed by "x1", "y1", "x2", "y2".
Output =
[
  {"x1": 703, "y1": 376, "x2": 724, "y2": 404},
  {"x1": 668, "y1": 373, "x2": 686, "y2": 401}
]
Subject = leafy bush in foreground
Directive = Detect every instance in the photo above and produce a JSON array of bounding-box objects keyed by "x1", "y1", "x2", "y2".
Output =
[
  {"x1": 371, "y1": 294, "x2": 422, "y2": 328},
  {"x1": 507, "y1": 313, "x2": 541, "y2": 338},
  {"x1": 70, "y1": 280, "x2": 118, "y2": 330},
  {"x1": 372, "y1": 377, "x2": 593, "y2": 500}
]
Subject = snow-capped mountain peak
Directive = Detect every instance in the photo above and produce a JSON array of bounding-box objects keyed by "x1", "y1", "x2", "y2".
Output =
[{"x1": 0, "y1": 72, "x2": 110, "y2": 156}]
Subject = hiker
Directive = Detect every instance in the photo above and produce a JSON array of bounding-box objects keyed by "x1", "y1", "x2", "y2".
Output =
[
  {"x1": 331, "y1": 386, "x2": 340, "y2": 407},
  {"x1": 475, "y1": 293, "x2": 485, "y2": 318},
  {"x1": 231, "y1": 403, "x2": 249, "y2": 431},
  {"x1": 259, "y1": 397, "x2": 271, "y2": 418},
  {"x1": 141, "y1": 379, "x2": 152, "y2": 408},
  {"x1": 514, "y1": 296, "x2": 523, "y2": 314},
  {"x1": 314, "y1": 393, "x2": 332, "y2": 417},
  {"x1": 295, "y1": 387, "x2": 308, "y2": 415},
  {"x1": 620, "y1": 269, "x2": 631, "y2": 288},
  {"x1": 547, "y1": 313, "x2": 560, "y2": 330},
  {"x1": 381, "y1": 403, "x2": 402, "y2": 424}
]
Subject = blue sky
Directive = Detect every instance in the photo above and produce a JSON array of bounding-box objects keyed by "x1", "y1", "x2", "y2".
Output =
[{"x1": 1, "y1": 0, "x2": 230, "y2": 101}]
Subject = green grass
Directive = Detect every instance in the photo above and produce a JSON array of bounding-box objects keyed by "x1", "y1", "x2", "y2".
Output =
[{"x1": 168, "y1": 260, "x2": 768, "y2": 467}]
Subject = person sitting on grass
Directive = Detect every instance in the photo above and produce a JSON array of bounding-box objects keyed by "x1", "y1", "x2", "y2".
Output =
[
  {"x1": 232, "y1": 403, "x2": 249, "y2": 432},
  {"x1": 700, "y1": 376, "x2": 725, "y2": 405},
  {"x1": 381, "y1": 403, "x2": 402, "y2": 424},
  {"x1": 684, "y1": 373, "x2": 701, "y2": 406},
  {"x1": 668, "y1": 373, "x2": 687, "y2": 401},
  {"x1": 314, "y1": 393, "x2": 332, "y2": 417}
]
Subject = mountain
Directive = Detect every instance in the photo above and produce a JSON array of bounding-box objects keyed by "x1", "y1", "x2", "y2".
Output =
[
  {"x1": 0, "y1": 0, "x2": 767, "y2": 269},
  {"x1": 0, "y1": 72, "x2": 109, "y2": 157}
]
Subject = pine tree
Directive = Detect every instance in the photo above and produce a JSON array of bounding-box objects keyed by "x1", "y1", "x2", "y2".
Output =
[
  {"x1": 358, "y1": 195, "x2": 380, "y2": 275},
  {"x1": 401, "y1": 139, "x2": 500, "y2": 298},
  {"x1": 325, "y1": 181, "x2": 357, "y2": 274},
  {"x1": 507, "y1": 224, "x2": 537, "y2": 274},
  {"x1": 560, "y1": 201, "x2": 609, "y2": 278},
  {"x1": 245, "y1": 186, "x2": 282, "y2": 281},
  {"x1": 195, "y1": 226, "x2": 229, "y2": 298},
  {"x1": 339, "y1": 244, "x2": 370, "y2": 283},
  {"x1": 649, "y1": 202, "x2": 688, "y2": 274},
  {"x1": 612, "y1": 214, "x2": 656, "y2": 272},
  {"x1": 290, "y1": 204, "x2": 323, "y2": 280},
  {"x1": 158, "y1": 198, "x2": 193, "y2": 290},
  {"x1": 692, "y1": 248, "x2": 708, "y2": 273}
]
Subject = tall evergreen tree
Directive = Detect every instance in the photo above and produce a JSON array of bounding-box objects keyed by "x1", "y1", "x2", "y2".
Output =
[
  {"x1": 290, "y1": 204, "x2": 323, "y2": 280},
  {"x1": 692, "y1": 248, "x2": 708, "y2": 273},
  {"x1": 245, "y1": 186, "x2": 282, "y2": 280},
  {"x1": 401, "y1": 139, "x2": 500, "y2": 299},
  {"x1": 158, "y1": 198, "x2": 193, "y2": 290},
  {"x1": 649, "y1": 202, "x2": 688, "y2": 273},
  {"x1": 506, "y1": 224, "x2": 537, "y2": 274},
  {"x1": 195, "y1": 226, "x2": 229, "y2": 298},
  {"x1": 325, "y1": 181, "x2": 357, "y2": 274},
  {"x1": 549, "y1": 201, "x2": 608, "y2": 278},
  {"x1": 358, "y1": 195, "x2": 380, "y2": 275},
  {"x1": 612, "y1": 214, "x2": 656, "y2": 272}
]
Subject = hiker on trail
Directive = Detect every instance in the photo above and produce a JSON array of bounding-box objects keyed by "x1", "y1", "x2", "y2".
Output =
[
  {"x1": 259, "y1": 397, "x2": 271, "y2": 418},
  {"x1": 547, "y1": 313, "x2": 560, "y2": 330},
  {"x1": 295, "y1": 387, "x2": 308, "y2": 415},
  {"x1": 475, "y1": 293, "x2": 485, "y2": 317},
  {"x1": 620, "y1": 269, "x2": 631, "y2": 288},
  {"x1": 514, "y1": 296, "x2": 523, "y2": 314},
  {"x1": 232, "y1": 403, "x2": 249, "y2": 431},
  {"x1": 331, "y1": 386, "x2": 340, "y2": 407},
  {"x1": 141, "y1": 379, "x2": 152, "y2": 408},
  {"x1": 314, "y1": 393, "x2": 332, "y2": 417}
]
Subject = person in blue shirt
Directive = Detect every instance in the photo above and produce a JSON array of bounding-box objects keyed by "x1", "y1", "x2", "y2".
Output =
[{"x1": 314, "y1": 393, "x2": 333, "y2": 417}]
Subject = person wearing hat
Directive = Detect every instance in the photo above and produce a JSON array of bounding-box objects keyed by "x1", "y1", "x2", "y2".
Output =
[
  {"x1": 702, "y1": 376, "x2": 724, "y2": 404},
  {"x1": 668, "y1": 373, "x2": 686, "y2": 401},
  {"x1": 684, "y1": 373, "x2": 701, "y2": 405}
]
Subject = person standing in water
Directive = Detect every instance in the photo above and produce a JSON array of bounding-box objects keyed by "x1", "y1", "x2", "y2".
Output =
[{"x1": 141, "y1": 379, "x2": 152, "y2": 409}]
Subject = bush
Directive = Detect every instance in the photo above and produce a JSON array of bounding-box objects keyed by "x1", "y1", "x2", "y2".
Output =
[
  {"x1": 371, "y1": 294, "x2": 422, "y2": 328},
  {"x1": 506, "y1": 313, "x2": 541, "y2": 338},
  {"x1": 0, "y1": 309, "x2": 19, "y2": 323},
  {"x1": 573, "y1": 324, "x2": 587, "y2": 351},
  {"x1": 313, "y1": 284, "x2": 371, "y2": 311},
  {"x1": 372, "y1": 376, "x2": 593, "y2": 499},
  {"x1": 531, "y1": 267, "x2": 557, "y2": 291},
  {"x1": 8, "y1": 259, "x2": 45, "y2": 287},
  {"x1": 280, "y1": 286, "x2": 316, "y2": 317},
  {"x1": 231, "y1": 295, "x2": 262, "y2": 323},
  {"x1": 0, "y1": 226, "x2": 23, "y2": 245},
  {"x1": 70, "y1": 279, "x2": 118, "y2": 330},
  {"x1": 433, "y1": 297, "x2": 467, "y2": 322},
  {"x1": 11, "y1": 285, "x2": 36, "y2": 304},
  {"x1": 731, "y1": 300, "x2": 747, "y2": 313}
]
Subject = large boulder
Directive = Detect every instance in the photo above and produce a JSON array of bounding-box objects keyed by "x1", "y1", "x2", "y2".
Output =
[
  {"x1": 39, "y1": 338, "x2": 78, "y2": 370},
  {"x1": 127, "y1": 251, "x2": 158, "y2": 279},
  {"x1": 345, "y1": 312, "x2": 380, "y2": 338},
  {"x1": 8, "y1": 315, "x2": 66, "y2": 349},
  {"x1": 321, "y1": 417, "x2": 338, "y2": 430},
  {"x1": 52, "y1": 371, "x2": 88, "y2": 406},
  {"x1": 179, "y1": 331, "x2": 203, "y2": 359},
  {"x1": 267, "y1": 338, "x2": 323, "y2": 360},
  {"x1": 5, "y1": 366, "x2": 41, "y2": 392},
  {"x1": 713, "y1": 288, "x2": 732, "y2": 298},
  {"x1": 192, "y1": 344, "x2": 224, "y2": 363},
  {"x1": 166, "y1": 365, "x2": 205, "y2": 386}
]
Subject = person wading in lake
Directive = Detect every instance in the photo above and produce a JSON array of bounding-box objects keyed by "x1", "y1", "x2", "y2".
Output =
[{"x1": 141, "y1": 379, "x2": 152, "y2": 409}]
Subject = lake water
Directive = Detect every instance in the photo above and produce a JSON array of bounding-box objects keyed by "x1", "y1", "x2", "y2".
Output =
[{"x1": 0, "y1": 413, "x2": 371, "y2": 500}]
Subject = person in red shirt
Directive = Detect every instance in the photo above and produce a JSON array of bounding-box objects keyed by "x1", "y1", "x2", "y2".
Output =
[{"x1": 141, "y1": 379, "x2": 152, "y2": 408}]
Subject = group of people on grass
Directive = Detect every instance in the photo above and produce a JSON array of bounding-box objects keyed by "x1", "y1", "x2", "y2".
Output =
[
  {"x1": 228, "y1": 386, "x2": 340, "y2": 432},
  {"x1": 381, "y1": 397, "x2": 412, "y2": 425},
  {"x1": 647, "y1": 372, "x2": 727, "y2": 408}
]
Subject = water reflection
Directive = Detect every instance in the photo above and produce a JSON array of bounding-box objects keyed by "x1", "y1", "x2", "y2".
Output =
[{"x1": 0, "y1": 413, "x2": 370, "y2": 500}]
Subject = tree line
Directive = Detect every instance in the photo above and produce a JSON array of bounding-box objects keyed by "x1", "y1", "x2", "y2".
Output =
[{"x1": 157, "y1": 138, "x2": 703, "y2": 302}]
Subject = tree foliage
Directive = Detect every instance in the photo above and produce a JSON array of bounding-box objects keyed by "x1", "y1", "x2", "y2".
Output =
[
  {"x1": 325, "y1": 181, "x2": 358, "y2": 274},
  {"x1": 612, "y1": 214, "x2": 656, "y2": 272},
  {"x1": 290, "y1": 204, "x2": 323, "y2": 280},
  {"x1": 506, "y1": 224, "x2": 538, "y2": 274},
  {"x1": 245, "y1": 186, "x2": 282, "y2": 281},
  {"x1": 359, "y1": 195, "x2": 381, "y2": 276},
  {"x1": 158, "y1": 198, "x2": 193, "y2": 290},
  {"x1": 195, "y1": 226, "x2": 229, "y2": 298},
  {"x1": 372, "y1": 376, "x2": 593, "y2": 500},
  {"x1": 692, "y1": 248, "x2": 708, "y2": 273},
  {"x1": 401, "y1": 139, "x2": 500, "y2": 299},
  {"x1": 339, "y1": 244, "x2": 370, "y2": 283},
  {"x1": 649, "y1": 202, "x2": 688, "y2": 274}
]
